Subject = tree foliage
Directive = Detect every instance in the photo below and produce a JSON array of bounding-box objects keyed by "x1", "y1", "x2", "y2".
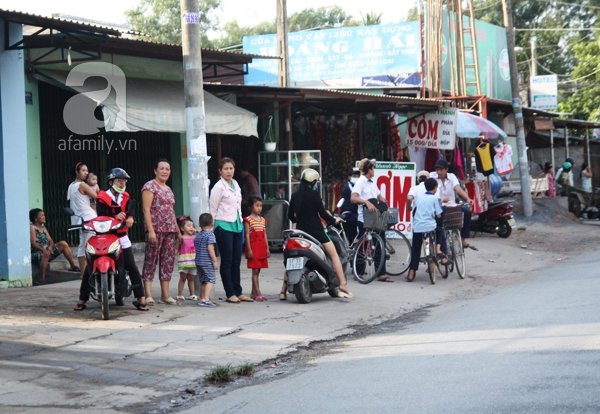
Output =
[
  {"x1": 125, "y1": 0, "x2": 221, "y2": 45},
  {"x1": 288, "y1": 6, "x2": 357, "y2": 31},
  {"x1": 559, "y1": 42, "x2": 600, "y2": 120},
  {"x1": 360, "y1": 12, "x2": 383, "y2": 26}
]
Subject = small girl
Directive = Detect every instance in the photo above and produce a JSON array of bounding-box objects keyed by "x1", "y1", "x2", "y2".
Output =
[
  {"x1": 243, "y1": 196, "x2": 270, "y2": 301},
  {"x1": 176, "y1": 216, "x2": 197, "y2": 301},
  {"x1": 87, "y1": 172, "x2": 100, "y2": 211}
]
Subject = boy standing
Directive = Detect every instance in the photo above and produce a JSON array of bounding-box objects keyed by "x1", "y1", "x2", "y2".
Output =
[
  {"x1": 195, "y1": 213, "x2": 219, "y2": 308},
  {"x1": 406, "y1": 178, "x2": 443, "y2": 282}
]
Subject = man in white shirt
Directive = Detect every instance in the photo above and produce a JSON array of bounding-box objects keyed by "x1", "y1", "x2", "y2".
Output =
[
  {"x1": 406, "y1": 170, "x2": 430, "y2": 212},
  {"x1": 351, "y1": 158, "x2": 393, "y2": 282},
  {"x1": 430, "y1": 159, "x2": 478, "y2": 251},
  {"x1": 555, "y1": 157, "x2": 574, "y2": 194}
]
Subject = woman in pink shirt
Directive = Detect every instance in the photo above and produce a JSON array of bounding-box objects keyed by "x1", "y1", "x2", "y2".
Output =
[{"x1": 209, "y1": 158, "x2": 253, "y2": 304}]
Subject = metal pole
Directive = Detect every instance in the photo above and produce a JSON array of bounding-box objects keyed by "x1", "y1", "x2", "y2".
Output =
[
  {"x1": 181, "y1": 0, "x2": 208, "y2": 221},
  {"x1": 530, "y1": 36, "x2": 537, "y2": 77},
  {"x1": 550, "y1": 129, "x2": 555, "y2": 176},
  {"x1": 564, "y1": 125, "x2": 569, "y2": 158},
  {"x1": 502, "y1": 0, "x2": 533, "y2": 217},
  {"x1": 277, "y1": 0, "x2": 293, "y2": 150},
  {"x1": 586, "y1": 128, "x2": 591, "y2": 167}
]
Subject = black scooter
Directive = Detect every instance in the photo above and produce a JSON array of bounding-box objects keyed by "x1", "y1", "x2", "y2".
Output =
[
  {"x1": 470, "y1": 200, "x2": 516, "y2": 238},
  {"x1": 282, "y1": 220, "x2": 349, "y2": 304}
]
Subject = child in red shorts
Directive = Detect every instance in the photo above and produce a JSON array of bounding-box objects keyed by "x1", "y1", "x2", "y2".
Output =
[{"x1": 243, "y1": 196, "x2": 270, "y2": 301}]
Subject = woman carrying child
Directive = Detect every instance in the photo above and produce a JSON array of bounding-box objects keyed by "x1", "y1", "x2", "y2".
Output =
[
  {"x1": 243, "y1": 196, "x2": 270, "y2": 302},
  {"x1": 176, "y1": 216, "x2": 197, "y2": 301}
]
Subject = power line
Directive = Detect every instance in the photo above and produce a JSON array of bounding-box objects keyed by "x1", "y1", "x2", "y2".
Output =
[
  {"x1": 531, "y1": 0, "x2": 600, "y2": 11},
  {"x1": 515, "y1": 28, "x2": 600, "y2": 31}
]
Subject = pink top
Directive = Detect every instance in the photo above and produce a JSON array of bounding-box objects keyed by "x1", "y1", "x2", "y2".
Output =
[
  {"x1": 178, "y1": 237, "x2": 196, "y2": 269},
  {"x1": 209, "y1": 177, "x2": 242, "y2": 223},
  {"x1": 141, "y1": 180, "x2": 178, "y2": 233}
]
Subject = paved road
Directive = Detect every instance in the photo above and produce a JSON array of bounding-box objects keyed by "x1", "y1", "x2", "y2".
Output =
[{"x1": 190, "y1": 250, "x2": 600, "y2": 414}]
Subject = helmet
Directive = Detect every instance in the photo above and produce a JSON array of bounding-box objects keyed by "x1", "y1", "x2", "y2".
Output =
[
  {"x1": 106, "y1": 168, "x2": 130, "y2": 183},
  {"x1": 301, "y1": 168, "x2": 320, "y2": 183},
  {"x1": 417, "y1": 170, "x2": 430, "y2": 182},
  {"x1": 562, "y1": 162, "x2": 572, "y2": 170},
  {"x1": 565, "y1": 157, "x2": 574, "y2": 164}
]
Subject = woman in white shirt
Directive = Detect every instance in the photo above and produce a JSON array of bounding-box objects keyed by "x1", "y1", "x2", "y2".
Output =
[
  {"x1": 581, "y1": 163, "x2": 592, "y2": 192},
  {"x1": 67, "y1": 162, "x2": 98, "y2": 278}
]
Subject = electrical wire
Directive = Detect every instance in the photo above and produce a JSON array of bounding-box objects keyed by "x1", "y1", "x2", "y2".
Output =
[{"x1": 530, "y1": 0, "x2": 600, "y2": 11}]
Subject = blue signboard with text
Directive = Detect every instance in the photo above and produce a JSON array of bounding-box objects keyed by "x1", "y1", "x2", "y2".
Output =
[{"x1": 243, "y1": 23, "x2": 421, "y2": 86}]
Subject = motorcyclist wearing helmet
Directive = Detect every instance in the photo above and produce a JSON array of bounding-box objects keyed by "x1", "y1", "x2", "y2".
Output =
[
  {"x1": 74, "y1": 168, "x2": 148, "y2": 312},
  {"x1": 555, "y1": 157, "x2": 574, "y2": 196},
  {"x1": 287, "y1": 168, "x2": 353, "y2": 298}
]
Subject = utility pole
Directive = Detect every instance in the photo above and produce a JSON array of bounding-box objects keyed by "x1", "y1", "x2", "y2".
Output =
[
  {"x1": 181, "y1": 0, "x2": 208, "y2": 221},
  {"x1": 503, "y1": 0, "x2": 533, "y2": 217},
  {"x1": 276, "y1": 0, "x2": 293, "y2": 149}
]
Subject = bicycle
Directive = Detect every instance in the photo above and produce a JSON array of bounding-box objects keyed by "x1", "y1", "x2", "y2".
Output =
[
  {"x1": 352, "y1": 209, "x2": 386, "y2": 284},
  {"x1": 443, "y1": 205, "x2": 466, "y2": 279},
  {"x1": 419, "y1": 230, "x2": 441, "y2": 284},
  {"x1": 384, "y1": 208, "x2": 411, "y2": 276}
]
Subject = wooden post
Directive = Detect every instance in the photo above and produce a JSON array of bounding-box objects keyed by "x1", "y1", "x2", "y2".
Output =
[
  {"x1": 550, "y1": 129, "x2": 555, "y2": 176},
  {"x1": 217, "y1": 134, "x2": 222, "y2": 164},
  {"x1": 564, "y1": 125, "x2": 569, "y2": 158},
  {"x1": 357, "y1": 114, "x2": 364, "y2": 159},
  {"x1": 586, "y1": 128, "x2": 591, "y2": 168}
]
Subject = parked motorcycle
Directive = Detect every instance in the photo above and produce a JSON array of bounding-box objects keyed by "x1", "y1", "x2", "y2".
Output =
[
  {"x1": 282, "y1": 220, "x2": 349, "y2": 304},
  {"x1": 64, "y1": 208, "x2": 131, "y2": 320},
  {"x1": 470, "y1": 200, "x2": 516, "y2": 238}
]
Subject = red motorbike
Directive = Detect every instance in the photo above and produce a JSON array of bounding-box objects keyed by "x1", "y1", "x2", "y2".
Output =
[
  {"x1": 469, "y1": 200, "x2": 516, "y2": 238},
  {"x1": 65, "y1": 208, "x2": 128, "y2": 320}
]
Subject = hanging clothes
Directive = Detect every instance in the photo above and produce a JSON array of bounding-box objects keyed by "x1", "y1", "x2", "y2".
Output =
[
  {"x1": 493, "y1": 142, "x2": 514, "y2": 176},
  {"x1": 388, "y1": 114, "x2": 403, "y2": 161},
  {"x1": 475, "y1": 140, "x2": 495, "y2": 176},
  {"x1": 453, "y1": 144, "x2": 466, "y2": 180},
  {"x1": 408, "y1": 146, "x2": 426, "y2": 172},
  {"x1": 424, "y1": 148, "x2": 442, "y2": 172}
]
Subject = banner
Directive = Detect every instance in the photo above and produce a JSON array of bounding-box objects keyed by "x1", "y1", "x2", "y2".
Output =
[
  {"x1": 406, "y1": 109, "x2": 457, "y2": 150},
  {"x1": 243, "y1": 23, "x2": 421, "y2": 86},
  {"x1": 373, "y1": 162, "x2": 416, "y2": 237},
  {"x1": 530, "y1": 75, "x2": 558, "y2": 110}
]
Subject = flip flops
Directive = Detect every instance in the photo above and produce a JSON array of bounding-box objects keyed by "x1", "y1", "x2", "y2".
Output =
[
  {"x1": 279, "y1": 293, "x2": 287, "y2": 301},
  {"x1": 251, "y1": 295, "x2": 267, "y2": 302},
  {"x1": 464, "y1": 244, "x2": 479, "y2": 251},
  {"x1": 146, "y1": 297, "x2": 156, "y2": 306},
  {"x1": 198, "y1": 301, "x2": 217, "y2": 308},
  {"x1": 132, "y1": 301, "x2": 150, "y2": 311},
  {"x1": 338, "y1": 291, "x2": 354, "y2": 299},
  {"x1": 226, "y1": 297, "x2": 241, "y2": 304},
  {"x1": 377, "y1": 276, "x2": 395, "y2": 283},
  {"x1": 73, "y1": 303, "x2": 87, "y2": 311},
  {"x1": 159, "y1": 297, "x2": 179, "y2": 305},
  {"x1": 68, "y1": 266, "x2": 81, "y2": 272},
  {"x1": 238, "y1": 295, "x2": 254, "y2": 302}
]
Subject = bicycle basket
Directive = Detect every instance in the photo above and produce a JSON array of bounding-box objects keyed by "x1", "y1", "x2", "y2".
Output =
[
  {"x1": 363, "y1": 209, "x2": 389, "y2": 232},
  {"x1": 387, "y1": 208, "x2": 399, "y2": 225},
  {"x1": 443, "y1": 206, "x2": 463, "y2": 229}
]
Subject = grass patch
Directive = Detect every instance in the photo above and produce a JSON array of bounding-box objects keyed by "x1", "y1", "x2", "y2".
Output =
[
  {"x1": 205, "y1": 364, "x2": 234, "y2": 383},
  {"x1": 235, "y1": 362, "x2": 255, "y2": 377}
]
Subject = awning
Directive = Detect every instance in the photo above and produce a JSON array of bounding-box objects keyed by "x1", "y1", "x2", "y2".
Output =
[
  {"x1": 36, "y1": 69, "x2": 258, "y2": 137},
  {"x1": 457, "y1": 112, "x2": 507, "y2": 139}
]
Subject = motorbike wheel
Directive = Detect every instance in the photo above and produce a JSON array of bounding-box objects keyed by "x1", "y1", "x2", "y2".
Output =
[
  {"x1": 101, "y1": 272, "x2": 110, "y2": 320},
  {"x1": 294, "y1": 272, "x2": 313, "y2": 304},
  {"x1": 496, "y1": 218, "x2": 512, "y2": 238}
]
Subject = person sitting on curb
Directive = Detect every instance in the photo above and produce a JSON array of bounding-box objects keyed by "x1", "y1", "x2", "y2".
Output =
[
  {"x1": 30, "y1": 208, "x2": 80, "y2": 285},
  {"x1": 74, "y1": 168, "x2": 148, "y2": 312}
]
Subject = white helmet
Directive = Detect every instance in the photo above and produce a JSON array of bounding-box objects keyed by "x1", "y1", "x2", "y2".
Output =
[{"x1": 301, "y1": 168, "x2": 320, "y2": 183}]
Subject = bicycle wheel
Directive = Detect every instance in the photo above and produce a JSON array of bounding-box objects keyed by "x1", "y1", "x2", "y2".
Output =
[
  {"x1": 427, "y1": 233, "x2": 436, "y2": 284},
  {"x1": 353, "y1": 232, "x2": 385, "y2": 284},
  {"x1": 445, "y1": 230, "x2": 454, "y2": 273},
  {"x1": 437, "y1": 254, "x2": 448, "y2": 279},
  {"x1": 384, "y1": 229, "x2": 411, "y2": 276},
  {"x1": 450, "y1": 230, "x2": 466, "y2": 279}
]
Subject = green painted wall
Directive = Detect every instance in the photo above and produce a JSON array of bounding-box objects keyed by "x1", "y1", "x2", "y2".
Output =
[{"x1": 25, "y1": 78, "x2": 43, "y2": 210}]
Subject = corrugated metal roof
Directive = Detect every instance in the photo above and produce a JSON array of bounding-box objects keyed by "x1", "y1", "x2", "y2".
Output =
[{"x1": 0, "y1": 8, "x2": 142, "y2": 35}]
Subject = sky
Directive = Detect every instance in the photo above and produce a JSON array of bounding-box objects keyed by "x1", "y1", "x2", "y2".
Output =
[{"x1": 1, "y1": 0, "x2": 415, "y2": 37}]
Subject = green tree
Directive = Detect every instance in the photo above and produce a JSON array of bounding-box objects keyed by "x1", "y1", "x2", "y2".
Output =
[
  {"x1": 559, "y1": 41, "x2": 600, "y2": 120},
  {"x1": 288, "y1": 6, "x2": 356, "y2": 31},
  {"x1": 125, "y1": 0, "x2": 221, "y2": 45},
  {"x1": 360, "y1": 11, "x2": 383, "y2": 26},
  {"x1": 212, "y1": 20, "x2": 277, "y2": 49}
]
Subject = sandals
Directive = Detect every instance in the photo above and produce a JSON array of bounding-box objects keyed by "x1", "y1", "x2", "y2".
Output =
[
  {"x1": 463, "y1": 244, "x2": 479, "y2": 251},
  {"x1": 73, "y1": 303, "x2": 87, "y2": 311},
  {"x1": 437, "y1": 252, "x2": 450, "y2": 265},
  {"x1": 226, "y1": 297, "x2": 241, "y2": 304},
  {"x1": 176, "y1": 296, "x2": 186, "y2": 301},
  {"x1": 187, "y1": 295, "x2": 198, "y2": 301},
  {"x1": 132, "y1": 301, "x2": 149, "y2": 311},
  {"x1": 406, "y1": 269, "x2": 416, "y2": 282},
  {"x1": 68, "y1": 266, "x2": 81, "y2": 272},
  {"x1": 377, "y1": 276, "x2": 394, "y2": 283},
  {"x1": 279, "y1": 293, "x2": 287, "y2": 301},
  {"x1": 251, "y1": 295, "x2": 267, "y2": 302},
  {"x1": 159, "y1": 297, "x2": 179, "y2": 305},
  {"x1": 238, "y1": 295, "x2": 254, "y2": 302},
  {"x1": 146, "y1": 297, "x2": 156, "y2": 306}
]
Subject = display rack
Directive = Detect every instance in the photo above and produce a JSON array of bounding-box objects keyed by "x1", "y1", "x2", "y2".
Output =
[{"x1": 258, "y1": 150, "x2": 322, "y2": 201}]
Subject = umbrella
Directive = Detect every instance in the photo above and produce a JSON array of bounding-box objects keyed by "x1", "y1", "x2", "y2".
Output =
[{"x1": 456, "y1": 112, "x2": 508, "y2": 139}]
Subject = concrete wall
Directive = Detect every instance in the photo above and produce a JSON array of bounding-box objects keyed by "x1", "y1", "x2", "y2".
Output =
[{"x1": 0, "y1": 20, "x2": 32, "y2": 287}]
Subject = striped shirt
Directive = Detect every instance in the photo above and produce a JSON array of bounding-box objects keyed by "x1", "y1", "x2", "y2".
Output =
[{"x1": 194, "y1": 230, "x2": 216, "y2": 267}]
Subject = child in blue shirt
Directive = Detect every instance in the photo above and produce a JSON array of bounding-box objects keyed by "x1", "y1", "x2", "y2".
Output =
[{"x1": 406, "y1": 178, "x2": 446, "y2": 282}]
